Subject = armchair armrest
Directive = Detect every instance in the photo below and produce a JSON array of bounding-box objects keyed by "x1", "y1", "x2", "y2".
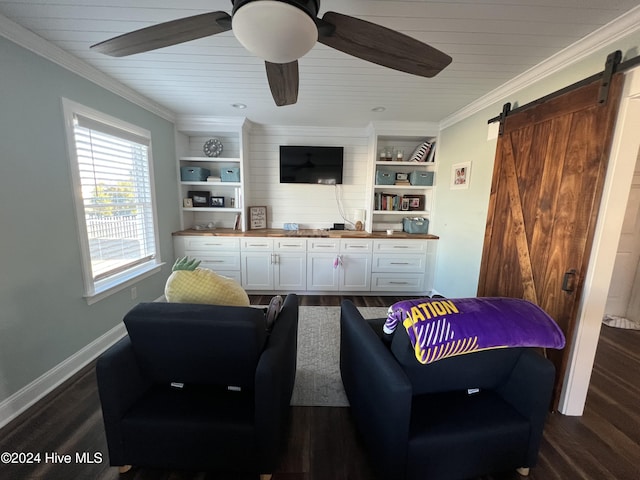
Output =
[
  {"x1": 497, "y1": 349, "x2": 555, "y2": 466},
  {"x1": 255, "y1": 293, "x2": 299, "y2": 469},
  {"x1": 340, "y1": 300, "x2": 412, "y2": 479},
  {"x1": 96, "y1": 335, "x2": 151, "y2": 465}
]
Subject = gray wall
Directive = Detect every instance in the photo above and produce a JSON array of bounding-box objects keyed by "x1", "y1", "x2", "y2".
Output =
[{"x1": 0, "y1": 37, "x2": 180, "y2": 407}]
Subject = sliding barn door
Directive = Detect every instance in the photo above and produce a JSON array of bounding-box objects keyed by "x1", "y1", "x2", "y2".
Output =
[{"x1": 478, "y1": 74, "x2": 624, "y2": 406}]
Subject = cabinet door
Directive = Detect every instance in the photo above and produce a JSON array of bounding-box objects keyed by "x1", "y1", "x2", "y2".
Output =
[
  {"x1": 274, "y1": 252, "x2": 307, "y2": 290},
  {"x1": 241, "y1": 252, "x2": 273, "y2": 290},
  {"x1": 339, "y1": 253, "x2": 372, "y2": 291},
  {"x1": 307, "y1": 253, "x2": 339, "y2": 291}
]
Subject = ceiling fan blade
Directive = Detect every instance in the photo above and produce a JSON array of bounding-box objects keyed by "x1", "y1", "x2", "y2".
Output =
[
  {"x1": 265, "y1": 61, "x2": 299, "y2": 106},
  {"x1": 318, "y1": 11, "x2": 452, "y2": 78},
  {"x1": 90, "y1": 11, "x2": 232, "y2": 57}
]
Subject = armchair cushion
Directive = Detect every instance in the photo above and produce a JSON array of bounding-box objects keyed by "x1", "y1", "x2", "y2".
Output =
[
  {"x1": 408, "y1": 390, "x2": 530, "y2": 479},
  {"x1": 120, "y1": 384, "x2": 255, "y2": 469}
]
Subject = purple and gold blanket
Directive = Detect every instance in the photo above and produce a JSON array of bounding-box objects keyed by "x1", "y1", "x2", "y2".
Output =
[{"x1": 384, "y1": 297, "x2": 566, "y2": 364}]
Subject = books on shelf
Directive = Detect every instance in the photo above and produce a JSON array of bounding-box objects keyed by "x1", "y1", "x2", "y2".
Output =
[
  {"x1": 375, "y1": 192, "x2": 426, "y2": 212},
  {"x1": 375, "y1": 192, "x2": 399, "y2": 211}
]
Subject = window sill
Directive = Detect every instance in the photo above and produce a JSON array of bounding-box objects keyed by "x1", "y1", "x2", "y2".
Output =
[{"x1": 85, "y1": 262, "x2": 164, "y2": 305}]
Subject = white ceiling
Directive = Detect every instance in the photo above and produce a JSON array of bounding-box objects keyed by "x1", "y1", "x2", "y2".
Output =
[{"x1": 1, "y1": 0, "x2": 639, "y2": 127}]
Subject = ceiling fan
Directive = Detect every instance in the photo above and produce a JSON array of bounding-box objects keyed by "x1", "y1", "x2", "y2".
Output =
[{"x1": 90, "y1": 0, "x2": 452, "y2": 107}]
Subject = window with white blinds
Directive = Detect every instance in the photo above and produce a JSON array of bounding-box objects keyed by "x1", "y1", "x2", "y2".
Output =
[{"x1": 63, "y1": 99, "x2": 161, "y2": 302}]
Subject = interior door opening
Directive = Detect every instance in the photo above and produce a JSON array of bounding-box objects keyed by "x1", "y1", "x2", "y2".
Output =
[{"x1": 603, "y1": 149, "x2": 640, "y2": 327}]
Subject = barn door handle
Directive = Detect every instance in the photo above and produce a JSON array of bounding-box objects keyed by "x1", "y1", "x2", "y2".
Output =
[{"x1": 562, "y1": 269, "x2": 577, "y2": 293}]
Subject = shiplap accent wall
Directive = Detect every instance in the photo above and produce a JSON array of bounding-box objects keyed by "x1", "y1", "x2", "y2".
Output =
[{"x1": 247, "y1": 125, "x2": 371, "y2": 229}]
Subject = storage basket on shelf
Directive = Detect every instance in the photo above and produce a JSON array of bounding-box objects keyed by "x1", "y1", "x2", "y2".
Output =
[
  {"x1": 409, "y1": 171, "x2": 434, "y2": 186},
  {"x1": 376, "y1": 170, "x2": 395, "y2": 185},
  {"x1": 180, "y1": 166, "x2": 210, "y2": 182},
  {"x1": 220, "y1": 167, "x2": 241, "y2": 182},
  {"x1": 403, "y1": 217, "x2": 429, "y2": 234}
]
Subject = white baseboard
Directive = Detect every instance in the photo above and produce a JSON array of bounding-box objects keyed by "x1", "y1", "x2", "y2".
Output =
[{"x1": 0, "y1": 322, "x2": 127, "y2": 430}]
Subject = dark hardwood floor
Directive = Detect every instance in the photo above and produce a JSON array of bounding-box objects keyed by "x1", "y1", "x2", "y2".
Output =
[{"x1": 1, "y1": 296, "x2": 639, "y2": 480}]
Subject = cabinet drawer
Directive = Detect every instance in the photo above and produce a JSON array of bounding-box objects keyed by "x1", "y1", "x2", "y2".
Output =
[
  {"x1": 241, "y1": 238, "x2": 274, "y2": 251},
  {"x1": 371, "y1": 273, "x2": 425, "y2": 292},
  {"x1": 340, "y1": 239, "x2": 373, "y2": 252},
  {"x1": 373, "y1": 239, "x2": 429, "y2": 253},
  {"x1": 181, "y1": 237, "x2": 240, "y2": 251},
  {"x1": 308, "y1": 238, "x2": 340, "y2": 252},
  {"x1": 274, "y1": 238, "x2": 307, "y2": 252},
  {"x1": 372, "y1": 254, "x2": 426, "y2": 273},
  {"x1": 196, "y1": 254, "x2": 241, "y2": 272}
]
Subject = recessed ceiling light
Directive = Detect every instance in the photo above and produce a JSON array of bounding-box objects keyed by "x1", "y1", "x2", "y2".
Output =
[
  {"x1": 232, "y1": 103, "x2": 247, "y2": 109},
  {"x1": 371, "y1": 106, "x2": 386, "y2": 112}
]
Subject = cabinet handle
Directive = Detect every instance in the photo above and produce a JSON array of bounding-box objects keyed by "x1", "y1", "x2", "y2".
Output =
[
  {"x1": 389, "y1": 281, "x2": 409, "y2": 285},
  {"x1": 389, "y1": 262, "x2": 410, "y2": 265},
  {"x1": 249, "y1": 243, "x2": 269, "y2": 247},
  {"x1": 204, "y1": 243, "x2": 223, "y2": 246}
]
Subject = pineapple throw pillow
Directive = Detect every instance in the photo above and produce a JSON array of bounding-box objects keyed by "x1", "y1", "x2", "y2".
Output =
[{"x1": 165, "y1": 257, "x2": 250, "y2": 307}]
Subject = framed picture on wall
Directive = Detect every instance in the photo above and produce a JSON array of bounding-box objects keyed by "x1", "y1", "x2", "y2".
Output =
[
  {"x1": 248, "y1": 206, "x2": 267, "y2": 230},
  {"x1": 451, "y1": 161, "x2": 471, "y2": 189}
]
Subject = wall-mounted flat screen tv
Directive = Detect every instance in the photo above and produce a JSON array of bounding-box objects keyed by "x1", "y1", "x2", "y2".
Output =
[{"x1": 280, "y1": 146, "x2": 344, "y2": 185}]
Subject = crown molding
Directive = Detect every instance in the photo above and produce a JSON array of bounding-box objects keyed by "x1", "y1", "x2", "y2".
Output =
[
  {"x1": 0, "y1": 14, "x2": 175, "y2": 122},
  {"x1": 439, "y1": 5, "x2": 640, "y2": 130},
  {"x1": 369, "y1": 121, "x2": 440, "y2": 137}
]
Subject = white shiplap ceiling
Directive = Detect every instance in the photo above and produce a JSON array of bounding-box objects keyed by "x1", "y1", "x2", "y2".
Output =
[{"x1": 1, "y1": 0, "x2": 639, "y2": 127}]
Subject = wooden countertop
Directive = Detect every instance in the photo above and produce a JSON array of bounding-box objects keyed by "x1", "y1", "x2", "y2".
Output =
[{"x1": 172, "y1": 228, "x2": 439, "y2": 240}]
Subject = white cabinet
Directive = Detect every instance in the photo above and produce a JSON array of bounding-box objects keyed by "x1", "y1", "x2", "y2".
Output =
[
  {"x1": 176, "y1": 117, "x2": 251, "y2": 231},
  {"x1": 173, "y1": 236, "x2": 242, "y2": 284},
  {"x1": 173, "y1": 234, "x2": 436, "y2": 295},
  {"x1": 307, "y1": 239, "x2": 373, "y2": 291},
  {"x1": 241, "y1": 238, "x2": 274, "y2": 290},
  {"x1": 307, "y1": 238, "x2": 340, "y2": 291},
  {"x1": 369, "y1": 131, "x2": 437, "y2": 233},
  {"x1": 241, "y1": 238, "x2": 307, "y2": 291},
  {"x1": 273, "y1": 239, "x2": 307, "y2": 290},
  {"x1": 338, "y1": 239, "x2": 372, "y2": 291},
  {"x1": 371, "y1": 239, "x2": 436, "y2": 293}
]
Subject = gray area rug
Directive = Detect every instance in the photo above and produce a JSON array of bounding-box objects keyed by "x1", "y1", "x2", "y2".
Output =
[{"x1": 291, "y1": 305, "x2": 389, "y2": 407}]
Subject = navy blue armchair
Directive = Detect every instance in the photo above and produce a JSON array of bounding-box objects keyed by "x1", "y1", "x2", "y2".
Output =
[
  {"x1": 340, "y1": 299, "x2": 555, "y2": 480},
  {"x1": 96, "y1": 294, "x2": 298, "y2": 477}
]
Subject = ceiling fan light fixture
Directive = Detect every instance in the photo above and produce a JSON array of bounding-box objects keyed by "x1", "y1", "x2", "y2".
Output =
[{"x1": 232, "y1": 0, "x2": 318, "y2": 64}]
